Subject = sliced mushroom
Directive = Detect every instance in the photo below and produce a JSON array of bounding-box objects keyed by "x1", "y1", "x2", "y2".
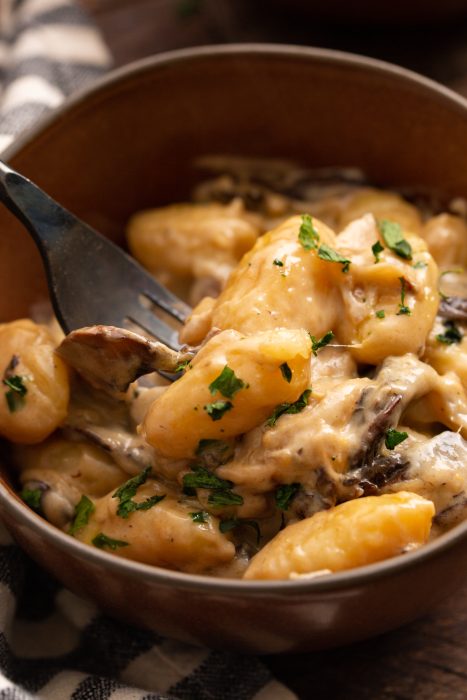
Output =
[
  {"x1": 438, "y1": 296, "x2": 467, "y2": 322},
  {"x1": 349, "y1": 392, "x2": 403, "y2": 469},
  {"x1": 64, "y1": 424, "x2": 155, "y2": 476},
  {"x1": 64, "y1": 382, "x2": 156, "y2": 476},
  {"x1": 21, "y1": 478, "x2": 75, "y2": 529},
  {"x1": 57, "y1": 325, "x2": 193, "y2": 394},
  {"x1": 343, "y1": 454, "x2": 409, "y2": 496}
]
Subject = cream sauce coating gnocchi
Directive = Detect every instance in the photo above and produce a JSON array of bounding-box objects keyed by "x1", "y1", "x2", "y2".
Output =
[
  {"x1": 6, "y1": 165, "x2": 467, "y2": 579},
  {"x1": 142, "y1": 327, "x2": 312, "y2": 459},
  {"x1": 0, "y1": 319, "x2": 69, "y2": 443}
]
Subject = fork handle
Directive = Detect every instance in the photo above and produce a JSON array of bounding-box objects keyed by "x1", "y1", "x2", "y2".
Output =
[{"x1": 0, "y1": 160, "x2": 73, "y2": 256}]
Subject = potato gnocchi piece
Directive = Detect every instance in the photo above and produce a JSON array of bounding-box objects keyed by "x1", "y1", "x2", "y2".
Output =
[
  {"x1": 333, "y1": 214, "x2": 438, "y2": 364},
  {"x1": 421, "y1": 214, "x2": 467, "y2": 269},
  {"x1": 244, "y1": 492, "x2": 434, "y2": 580},
  {"x1": 383, "y1": 431, "x2": 467, "y2": 531},
  {"x1": 127, "y1": 200, "x2": 261, "y2": 303},
  {"x1": 16, "y1": 438, "x2": 127, "y2": 500},
  {"x1": 142, "y1": 327, "x2": 312, "y2": 459},
  {"x1": 219, "y1": 377, "x2": 373, "y2": 495},
  {"x1": 0, "y1": 319, "x2": 70, "y2": 443},
  {"x1": 220, "y1": 353, "x2": 467, "y2": 513},
  {"x1": 338, "y1": 188, "x2": 422, "y2": 233},
  {"x1": 423, "y1": 317, "x2": 467, "y2": 393},
  {"x1": 75, "y1": 481, "x2": 235, "y2": 574},
  {"x1": 15, "y1": 439, "x2": 128, "y2": 529},
  {"x1": 180, "y1": 215, "x2": 341, "y2": 346}
]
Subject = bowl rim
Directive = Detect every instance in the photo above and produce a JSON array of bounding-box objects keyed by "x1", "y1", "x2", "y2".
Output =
[
  {"x1": 5, "y1": 41, "x2": 467, "y2": 162},
  {"x1": 3, "y1": 42, "x2": 467, "y2": 595}
]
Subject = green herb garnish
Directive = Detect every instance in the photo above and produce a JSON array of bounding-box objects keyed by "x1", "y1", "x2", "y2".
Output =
[
  {"x1": 3, "y1": 375, "x2": 27, "y2": 413},
  {"x1": 209, "y1": 365, "x2": 245, "y2": 399},
  {"x1": 92, "y1": 533, "x2": 129, "y2": 550},
  {"x1": 298, "y1": 214, "x2": 320, "y2": 250},
  {"x1": 413, "y1": 261, "x2": 427, "y2": 269},
  {"x1": 397, "y1": 277, "x2": 411, "y2": 315},
  {"x1": 385, "y1": 428, "x2": 409, "y2": 450},
  {"x1": 317, "y1": 244, "x2": 351, "y2": 273},
  {"x1": 375, "y1": 310, "x2": 386, "y2": 319},
  {"x1": 183, "y1": 467, "x2": 242, "y2": 507},
  {"x1": 372, "y1": 240, "x2": 384, "y2": 263},
  {"x1": 204, "y1": 400, "x2": 233, "y2": 421},
  {"x1": 113, "y1": 466, "x2": 165, "y2": 518},
  {"x1": 267, "y1": 389, "x2": 312, "y2": 428},
  {"x1": 219, "y1": 517, "x2": 260, "y2": 544},
  {"x1": 175, "y1": 359, "x2": 191, "y2": 372},
  {"x1": 20, "y1": 487, "x2": 42, "y2": 512},
  {"x1": 436, "y1": 320, "x2": 463, "y2": 345},
  {"x1": 273, "y1": 259, "x2": 284, "y2": 267},
  {"x1": 208, "y1": 490, "x2": 244, "y2": 507},
  {"x1": 378, "y1": 219, "x2": 412, "y2": 260},
  {"x1": 190, "y1": 511, "x2": 209, "y2": 524},
  {"x1": 69, "y1": 495, "x2": 95, "y2": 535},
  {"x1": 182, "y1": 466, "x2": 233, "y2": 492},
  {"x1": 280, "y1": 362, "x2": 292, "y2": 383},
  {"x1": 275, "y1": 483, "x2": 301, "y2": 511},
  {"x1": 309, "y1": 330, "x2": 334, "y2": 356}
]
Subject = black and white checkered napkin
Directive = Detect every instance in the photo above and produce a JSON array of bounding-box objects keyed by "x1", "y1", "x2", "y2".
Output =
[{"x1": 0, "y1": 1, "x2": 296, "y2": 698}]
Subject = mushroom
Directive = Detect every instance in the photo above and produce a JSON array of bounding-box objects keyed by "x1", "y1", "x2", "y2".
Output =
[{"x1": 56, "y1": 325, "x2": 193, "y2": 394}]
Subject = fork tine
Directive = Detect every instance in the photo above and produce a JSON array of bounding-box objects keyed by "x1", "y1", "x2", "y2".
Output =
[
  {"x1": 126, "y1": 305, "x2": 182, "y2": 350},
  {"x1": 142, "y1": 284, "x2": 191, "y2": 324}
]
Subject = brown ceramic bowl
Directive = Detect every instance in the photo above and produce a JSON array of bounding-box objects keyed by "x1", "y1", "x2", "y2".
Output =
[{"x1": 2, "y1": 45, "x2": 467, "y2": 654}]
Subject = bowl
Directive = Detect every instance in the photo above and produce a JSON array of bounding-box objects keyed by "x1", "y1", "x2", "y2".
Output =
[{"x1": 2, "y1": 45, "x2": 467, "y2": 654}]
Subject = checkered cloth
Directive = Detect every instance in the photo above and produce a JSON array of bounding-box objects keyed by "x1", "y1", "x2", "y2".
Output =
[{"x1": 0, "y1": 1, "x2": 297, "y2": 697}]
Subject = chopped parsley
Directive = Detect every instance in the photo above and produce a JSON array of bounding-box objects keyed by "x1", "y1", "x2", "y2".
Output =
[
  {"x1": 219, "y1": 517, "x2": 260, "y2": 544},
  {"x1": 378, "y1": 219, "x2": 412, "y2": 260},
  {"x1": 182, "y1": 466, "x2": 243, "y2": 507},
  {"x1": 385, "y1": 428, "x2": 409, "y2": 450},
  {"x1": 113, "y1": 466, "x2": 165, "y2": 519},
  {"x1": 190, "y1": 510, "x2": 209, "y2": 524},
  {"x1": 413, "y1": 261, "x2": 427, "y2": 269},
  {"x1": 273, "y1": 258, "x2": 284, "y2": 267},
  {"x1": 298, "y1": 214, "x2": 320, "y2": 250},
  {"x1": 183, "y1": 466, "x2": 233, "y2": 492},
  {"x1": 375, "y1": 309, "x2": 386, "y2": 319},
  {"x1": 20, "y1": 487, "x2": 42, "y2": 512},
  {"x1": 266, "y1": 389, "x2": 312, "y2": 428},
  {"x1": 280, "y1": 362, "x2": 292, "y2": 383},
  {"x1": 317, "y1": 244, "x2": 351, "y2": 273},
  {"x1": 3, "y1": 375, "x2": 27, "y2": 413},
  {"x1": 208, "y1": 490, "x2": 244, "y2": 507},
  {"x1": 436, "y1": 320, "x2": 463, "y2": 345},
  {"x1": 372, "y1": 240, "x2": 384, "y2": 263},
  {"x1": 92, "y1": 533, "x2": 129, "y2": 550},
  {"x1": 69, "y1": 495, "x2": 95, "y2": 535},
  {"x1": 209, "y1": 365, "x2": 245, "y2": 399},
  {"x1": 175, "y1": 359, "x2": 191, "y2": 372},
  {"x1": 204, "y1": 400, "x2": 233, "y2": 421},
  {"x1": 275, "y1": 483, "x2": 301, "y2": 511},
  {"x1": 309, "y1": 330, "x2": 334, "y2": 356},
  {"x1": 397, "y1": 277, "x2": 411, "y2": 315}
]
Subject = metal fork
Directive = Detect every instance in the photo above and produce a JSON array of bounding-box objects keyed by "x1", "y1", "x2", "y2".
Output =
[{"x1": 0, "y1": 161, "x2": 191, "y2": 350}]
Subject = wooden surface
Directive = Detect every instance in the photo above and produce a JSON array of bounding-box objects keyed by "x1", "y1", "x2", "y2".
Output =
[{"x1": 79, "y1": 1, "x2": 467, "y2": 697}]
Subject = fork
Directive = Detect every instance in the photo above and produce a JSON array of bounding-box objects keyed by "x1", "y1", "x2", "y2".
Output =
[{"x1": 0, "y1": 160, "x2": 191, "y2": 350}]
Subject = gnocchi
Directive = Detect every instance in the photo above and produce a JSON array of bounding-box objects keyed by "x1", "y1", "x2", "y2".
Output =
[{"x1": 6, "y1": 162, "x2": 467, "y2": 579}]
